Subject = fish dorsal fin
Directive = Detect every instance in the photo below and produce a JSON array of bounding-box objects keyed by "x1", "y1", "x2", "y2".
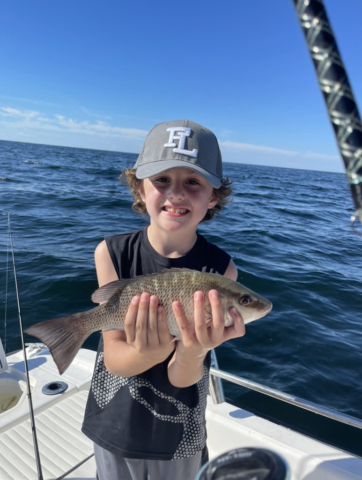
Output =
[
  {"x1": 91, "y1": 279, "x2": 131, "y2": 303},
  {"x1": 159, "y1": 268, "x2": 221, "y2": 276},
  {"x1": 159, "y1": 268, "x2": 194, "y2": 274},
  {"x1": 91, "y1": 269, "x2": 196, "y2": 303}
]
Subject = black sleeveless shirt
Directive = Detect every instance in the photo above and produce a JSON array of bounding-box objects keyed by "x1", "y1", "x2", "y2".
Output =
[{"x1": 82, "y1": 227, "x2": 231, "y2": 460}]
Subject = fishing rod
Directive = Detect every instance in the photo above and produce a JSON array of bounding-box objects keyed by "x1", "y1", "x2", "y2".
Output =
[
  {"x1": 2, "y1": 211, "x2": 44, "y2": 480},
  {"x1": 292, "y1": 0, "x2": 362, "y2": 232}
]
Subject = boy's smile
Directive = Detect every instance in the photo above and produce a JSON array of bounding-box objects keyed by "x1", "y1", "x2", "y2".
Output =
[
  {"x1": 162, "y1": 206, "x2": 189, "y2": 216},
  {"x1": 139, "y1": 167, "x2": 217, "y2": 235}
]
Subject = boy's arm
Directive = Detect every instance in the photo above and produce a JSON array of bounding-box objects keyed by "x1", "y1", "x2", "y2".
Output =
[
  {"x1": 167, "y1": 259, "x2": 244, "y2": 388},
  {"x1": 223, "y1": 259, "x2": 238, "y2": 281},
  {"x1": 95, "y1": 241, "x2": 174, "y2": 377}
]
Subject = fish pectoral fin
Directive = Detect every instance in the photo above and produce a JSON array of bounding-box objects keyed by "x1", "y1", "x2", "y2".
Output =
[
  {"x1": 205, "y1": 319, "x2": 213, "y2": 329},
  {"x1": 204, "y1": 304, "x2": 212, "y2": 324},
  {"x1": 172, "y1": 324, "x2": 196, "y2": 342}
]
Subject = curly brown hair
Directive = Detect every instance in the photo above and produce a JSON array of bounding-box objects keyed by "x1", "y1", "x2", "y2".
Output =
[{"x1": 120, "y1": 168, "x2": 232, "y2": 222}]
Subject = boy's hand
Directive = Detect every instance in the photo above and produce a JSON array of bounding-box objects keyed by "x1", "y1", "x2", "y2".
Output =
[
  {"x1": 124, "y1": 292, "x2": 174, "y2": 363},
  {"x1": 172, "y1": 290, "x2": 245, "y2": 360}
]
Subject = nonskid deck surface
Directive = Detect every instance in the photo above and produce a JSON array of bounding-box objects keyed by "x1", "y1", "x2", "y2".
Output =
[
  {"x1": 1, "y1": 346, "x2": 362, "y2": 480},
  {"x1": 0, "y1": 390, "x2": 95, "y2": 479},
  {"x1": 0, "y1": 345, "x2": 97, "y2": 480}
]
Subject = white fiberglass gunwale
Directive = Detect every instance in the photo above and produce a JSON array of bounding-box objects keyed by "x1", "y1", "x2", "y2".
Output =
[{"x1": 210, "y1": 365, "x2": 362, "y2": 430}]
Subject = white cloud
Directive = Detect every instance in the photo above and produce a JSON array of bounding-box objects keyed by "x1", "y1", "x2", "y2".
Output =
[
  {"x1": 79, "y1": 106, "x2": 112, "y2": 120},
  {"x1": 1, "y1": 107, "x2": 41, "y2": 119},
  {"x1": 219, "y1": 140, "x2": 339, "y2": 162},
  {"x1": 0, "y1": 105, "x2": 342, "y2": 171},
  {"x1": 303, "y1": 151, "x2": 339, "y2": 161},
  {"x1": 0, "y1": 107, "x2": 148, "y2": 141},
  {"x1": 0, "y1": 95, "x2": 64, "y2": 107},
  {"x1": 219, "y1": 140, "x2": 298, "y2": 157}
]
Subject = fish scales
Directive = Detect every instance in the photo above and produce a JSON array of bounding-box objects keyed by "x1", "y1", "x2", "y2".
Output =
[
  {"x1": 24, "y1": 269, "x2": 272, "y2": 374},
  {"x1": 86, "y1": 270, "x2": 217, "y2": 336}
]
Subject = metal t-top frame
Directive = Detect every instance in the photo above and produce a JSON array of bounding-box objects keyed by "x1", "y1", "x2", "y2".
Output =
[{"x1": 292, "y1": 0, "x2": 362, "y2": 226}]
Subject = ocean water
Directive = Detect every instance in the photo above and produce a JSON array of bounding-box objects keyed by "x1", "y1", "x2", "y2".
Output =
[{"x1": 1, "y1": 140, "x2": 362, "y2": 438}]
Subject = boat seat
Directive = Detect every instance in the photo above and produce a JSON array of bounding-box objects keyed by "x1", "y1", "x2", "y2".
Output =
[{"x1": 0, "y1": 390, "x2": 94, "y2": 480}]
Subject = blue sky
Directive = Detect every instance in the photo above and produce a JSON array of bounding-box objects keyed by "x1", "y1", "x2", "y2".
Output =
[{"x1": 1, "y1": 0, "x2": 361, "y2": 172}]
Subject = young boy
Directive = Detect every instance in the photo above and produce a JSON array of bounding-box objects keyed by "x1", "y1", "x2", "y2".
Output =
[{"x1": 82, "y1": 119, "x2": 245, "y2": 480}]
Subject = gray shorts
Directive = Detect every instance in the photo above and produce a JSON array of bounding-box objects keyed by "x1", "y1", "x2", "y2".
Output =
[{"x1": 94, "y1": 443, "x2": 203, "y2": 480}]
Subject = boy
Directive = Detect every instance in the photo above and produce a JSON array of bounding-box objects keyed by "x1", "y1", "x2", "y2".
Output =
[{"x1": 82, "y1": 119, "x2": 245, "y2": 480}]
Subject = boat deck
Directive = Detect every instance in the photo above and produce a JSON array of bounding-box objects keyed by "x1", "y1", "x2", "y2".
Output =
[
  {"x1": 1, "y1": 346, "x2": 362, "y2": 480},
  {"x1": 0, "y1": 345, "x2": 96, "y2": 479},
  {"x1": 0, "y1": 390, "x2": 94, "y2": 479}
]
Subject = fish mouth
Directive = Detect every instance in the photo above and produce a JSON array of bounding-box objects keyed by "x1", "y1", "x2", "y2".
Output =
[
  {"x1": 259, "y1": 301, "x2": 273, "y2": 318},
  {"x1": 248, "y1": 301, "x2": 272, "y2": 322}
]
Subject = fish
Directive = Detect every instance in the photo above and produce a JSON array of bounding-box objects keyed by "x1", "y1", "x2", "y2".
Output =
[{"x1": 24, "y1": 268, "x2": 272, "y2": 375}]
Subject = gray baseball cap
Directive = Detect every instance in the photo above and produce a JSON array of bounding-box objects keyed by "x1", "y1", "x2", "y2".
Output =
[{"x1": 133, "y1": 119, "x2": 223, "y2": 188}]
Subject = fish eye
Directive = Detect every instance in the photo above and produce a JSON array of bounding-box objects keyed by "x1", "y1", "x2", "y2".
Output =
[{"x1": 239, "y1": 295, "x2": 251, "y2": 306}]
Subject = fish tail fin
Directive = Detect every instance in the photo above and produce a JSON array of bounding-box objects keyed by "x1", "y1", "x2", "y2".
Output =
[{"x1": 24, "y1": 313, "x2": 90, "y2": 375}]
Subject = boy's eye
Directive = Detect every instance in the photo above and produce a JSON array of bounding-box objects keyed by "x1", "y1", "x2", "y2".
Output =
[
  {"x1": 187, "y1": 179, "x2": 200, "y2": 185},
  {"x1": 154, "y1": 177, "x2": 169, "y2": 183}
]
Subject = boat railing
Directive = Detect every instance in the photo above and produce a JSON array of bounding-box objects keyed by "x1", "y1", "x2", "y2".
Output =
[{"x1": 209, "y1": 350, "x2": 362, "y2": 430}]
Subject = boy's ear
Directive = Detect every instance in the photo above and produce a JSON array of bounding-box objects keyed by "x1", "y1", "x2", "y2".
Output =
[{"x1": 208, "y1": 195, "x2": 218, "y2": 209}]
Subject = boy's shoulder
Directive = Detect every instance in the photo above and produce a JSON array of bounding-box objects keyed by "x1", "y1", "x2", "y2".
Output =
[
  {"x1": 196, "y1": 232, "x2": 228, "y2": 254},
  {"x1": 102, "y1": 228, "x2": 147, "y2": 279},
  {"x1": 105, "y1": 227, "x2": 145, "y2": 243},
  {"x1": 194, "y1": 232, "x2": 231, "y2": 275}
]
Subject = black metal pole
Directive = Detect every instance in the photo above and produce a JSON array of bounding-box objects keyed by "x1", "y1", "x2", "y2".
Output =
[{"x1": 292, "y1": 0, "x2": 362, "y2": 227}]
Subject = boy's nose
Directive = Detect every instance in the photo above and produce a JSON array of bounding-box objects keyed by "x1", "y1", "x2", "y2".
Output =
[{"x1": 167, "y1": 182, "x2": 185, "y2": 199}]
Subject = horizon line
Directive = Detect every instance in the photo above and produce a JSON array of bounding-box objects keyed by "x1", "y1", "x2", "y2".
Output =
[{"x1": 0, "y1": 137, "x2": 345, "y2": 176}]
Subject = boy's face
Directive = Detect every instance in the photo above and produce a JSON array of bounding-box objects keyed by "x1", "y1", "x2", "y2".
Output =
[{"x1": 138, "y1": 167, "x2": 217, "y2": 233}]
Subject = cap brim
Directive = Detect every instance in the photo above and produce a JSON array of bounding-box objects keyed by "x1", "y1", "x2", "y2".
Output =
[{"x1": 135, "y1": 160, "x2": 221, "y2": 188}]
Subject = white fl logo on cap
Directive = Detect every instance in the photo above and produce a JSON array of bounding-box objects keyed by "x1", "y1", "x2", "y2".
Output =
[{"x1": 164, "y1": 127, "x2": 198, "y2": 158}]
